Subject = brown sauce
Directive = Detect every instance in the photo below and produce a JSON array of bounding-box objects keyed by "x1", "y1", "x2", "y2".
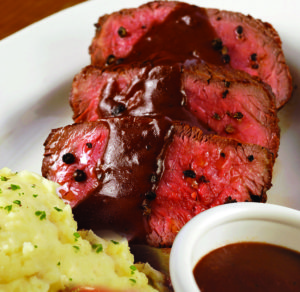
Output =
[
  {"x1": 75, "y1": 3, "x2": 227, "y2": 241},
  {"x1": 122, "y1": 3, "x2": 224, "y2": 66},
  {"x1": 193, "y1": 242, "x2": 300, "y2": 292},
  {"x1": 99, "y1": 3, "x2": 226, "y2": 131},
  {"x1": 100, "y1": 64, "x2": 210, "y2": 131},
  {"x1": 73, "y1": 116, "x2": 173, "y2": 242}
]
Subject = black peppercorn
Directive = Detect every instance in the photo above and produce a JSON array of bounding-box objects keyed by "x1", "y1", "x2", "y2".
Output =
[
  {"x1": 233, "y1": 112, "x2": 244, "y2": 119},
  {"x1": 86, "y1": 143, "x2": 92, "y2": 149},
  {"x1": 62, "y1": 153, "x2": 75, "y2": 164},
  {"x1": 106, "y1": 54, "x2": 116, "y2": 65},
  {"x1": 183, "y1": 170, "x2": 196, "y2": 178},
  {"x1": 222, "y1": 90, "x2": 229, "y2": 99},
  {"x1": 224, "y1": 80, "x2": 231, "y2": 88},
  {"x1": 145, "y1": 191, "x2": 156, "y2": 200},
  {"x1": 199, "y1": 175, "x2": 209, "y2": 183},
  {"x1": 111, "y1": 104, "x2": 126, "y2": 116},
  {"x1": 220, "y1": 152, "x2": 226, "y2": 158},
  {"x1": 250, "y1": 53, "x2": 257, "y2": 61},
  {"x1": 213, "y1": 113, "x2": 221, "y2": 120},
  {"x1": 212, "y1": 38, "x2": 223, "y2": 51},
  {"x1": 225, "y1": 196, "x2": 237, "y2": 204},
  {"x1": 118, "y1": 26, "x2": 127, "y2": 38},
  {"x1": 247, "y1": 155, "x2": 254, "y2": 162},
  {"x1": 73, "y1": 169, "x2": 87, "y2": 182},
  {"x1": 236, "y1": 25, "x2": 243, "y2": 35},
  {"x1": 222, "y1": 54, "x2": 230, "y2": 64}
]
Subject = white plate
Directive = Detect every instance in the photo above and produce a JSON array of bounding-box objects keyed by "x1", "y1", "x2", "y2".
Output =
[{"x1": 0, "y1": 0, "x2": 299, "y2": 209}]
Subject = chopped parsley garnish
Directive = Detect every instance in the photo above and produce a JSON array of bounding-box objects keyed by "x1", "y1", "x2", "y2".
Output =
[
  {"x1": 92, "y1": 243, "x2": 103, "y2": 253},
  {"x1": 13, "y1": 200, "x2": 21, "y2": 206},
  {"x1": 0, "y1": 176, "x2": 9, "y2": 181},
  {"x1": 111, "y1": 240, "x2": 119, "y2": 245},
  {"x1": 130, "y1": 265, "x2": 137, "y2": 274},
  {"x1": 10, "y1": 184, "x2": 21, "y2": 190},
  {"x1": 4, "y1": 205, "x2": 12, "y2": 212},
  {"x1": 73, "y1": 232, "x2": 80, "y2": 241},
  {"x1": 31, "y1": 184, "x2": 36, "y2": 188},
  {"x1": 0, "y1": 188, "x2": 2, "y2": 194},
  {"x1": 34, "y1": 245, "x2": 38, "y2": 248},
  {"x1": 32, "y1": 194, "x2": 38, "y2": 198},
  {"x1": 57, "y1": 261, "x2": 61, "y2": 266},
  {"x1": 73, "y1": 245, "x2": 80, "y2": 252},
  {"x1": 54, "y1": 206, "x2": 63, "y2": 212},
  {"x1": 35, "y1": 210, "x2": 46, "y2": 220},
  {"x1": 129, "y1": 278, "x2": 136, "y2": 284}
]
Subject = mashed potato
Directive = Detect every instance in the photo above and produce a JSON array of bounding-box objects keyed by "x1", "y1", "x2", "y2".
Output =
[{"x1": 0, "y1": 168, "x2": 159, "y2": 292}]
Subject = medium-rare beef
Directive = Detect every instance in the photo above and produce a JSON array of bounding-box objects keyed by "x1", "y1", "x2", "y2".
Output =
[
  {"x1": 70, "y1": 63, "x2": 279, "y2": 156},
  {"x1": 42, "y1": 117, "x2": 274, "y2": 246},
  {"x1": 89, "y1": 1, "x2": 292, "y2": 108}
]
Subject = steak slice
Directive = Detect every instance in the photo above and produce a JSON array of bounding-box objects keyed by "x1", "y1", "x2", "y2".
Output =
[
  {"x1": 148, "y1": 123, "x2": 273, "y2": 246},
  {"x1": 89, "y1": 1, "x2": 292, "y2": 108},
  {"x1": 42, "y1": 117, "x2": 274, "y2": 246},
  {"x1": 70, "y1": 63, "x2": 279, "y2": 156}
]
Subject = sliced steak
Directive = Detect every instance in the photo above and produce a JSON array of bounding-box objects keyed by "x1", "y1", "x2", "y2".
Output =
[
  {"x1": 89, "y1": 1, "x2": 292, "y2": 108},
  {"x1": 42, "y1": 117, "x2": 274, "y2": 246},
  {"x1": 148, "y1": 123, "x2": 273, "y2": 246},
  {"x1": 70, "y1": 63, "x2": 279, "y2": 156}
]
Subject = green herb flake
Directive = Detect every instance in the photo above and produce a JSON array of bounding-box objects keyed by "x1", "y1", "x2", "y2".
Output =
[
  {"x1": 13, "y1": 200, "x2": 21, "y2": 206},
  {"x1": 18, "y1": 192, "x2": 24, "y2": 196},
  {"x1": 54, "y1": 206, "x2": 63, "y2": 212},
  {"x1": 10, "y1": 184, "x2": 21, "y2": 190},
  {"x1": 130, "y1": 265, "x2": 137, "y2": 274},
  {"x1": 34, "y1": 245, "x2": 38, "y2": 248},
  {"x1": 69, "y1": 278, "x2": 73, "y2": 281},
  {"x1": 92, "y1": 243, "x2": 103, "y2": 253},
  {"x1": 32, "y1": 194, "x2": 38, "y2": 198},
  {"x1": 35, "y1": 210, "x2": 46, "y2": 220},
  {"x1": 57, "y1": 261, "x2": 61, "y2": 266},
  {"x1": 0, "y1": 188, "x2": 2, "y2": 194},
  {"x1": 31, "y1": 184, "x2": 36, "y2": 188},
  {"x1": 111, "y1": 240, "x2": 119, "y2": 245},
  {"x1": 129, "y1": 278, "x2": 136, "y2": 284},
  {"x1": 0, "y1": 176, "x2": 9, "y2": 181},
  {"x1": 73, "y1": 232, "x2": 80, "y2": 241},
  {"x1": 4, "y1": 205, "x2": 12, "y2": 212},
  {"x1": 73, "y1": 245, "x2": 80, "y2": 252}
]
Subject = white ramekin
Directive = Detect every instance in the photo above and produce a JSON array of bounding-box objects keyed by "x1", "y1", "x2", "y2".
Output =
[{"x1": 169, "y1": 202, "x2": 300, "y2": 292}]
